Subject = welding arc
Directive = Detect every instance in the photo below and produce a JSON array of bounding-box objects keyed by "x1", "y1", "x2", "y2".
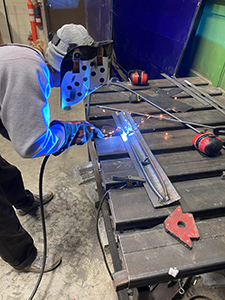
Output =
[
  {"x1": 108, "y1": 81, "x2": 200, "y2": 134},
  {"x1": 123, "y1": 110, "x2": 169, "y2": 202}
]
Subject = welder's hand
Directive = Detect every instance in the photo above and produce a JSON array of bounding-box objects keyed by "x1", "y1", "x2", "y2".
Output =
[{"x1": 50, "y1": 120, "x2": 104, "y2": 155}]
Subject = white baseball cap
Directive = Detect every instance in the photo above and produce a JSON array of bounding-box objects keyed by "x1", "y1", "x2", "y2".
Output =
[{"x1": 45, "y1": 24, "x2": 94, "y2": 72}]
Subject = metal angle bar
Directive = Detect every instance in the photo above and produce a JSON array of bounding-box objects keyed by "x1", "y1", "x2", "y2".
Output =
[
  {"x1": 184, "y1": 79, "x2": 225, "y2": 113},
  {"x1": 113, "y1": 113, "x2": 163, "y2": 206},
  {"x1": 171, "y1": 76, "x2": 211, "y2": 106},
  {"x1": 113, "y1": 110, "x2": 180, "y2": 207},
  {"x1": 123, "y1": 110, "x2": 169, "y2": 201},
  {"x1": 171, "y1": 75, "x2": 225, "y2": 116},
  {"x1": 161, "y1": 73, "x2": 210, "y2": 106}
]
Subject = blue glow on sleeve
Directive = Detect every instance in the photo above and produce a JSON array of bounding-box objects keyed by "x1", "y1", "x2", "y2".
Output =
[
  {"x1": 41, "y1": 103, "x2": 51, "y2": 127},
  {"x1": 30, "y1": 64, "x2": 62, "y2": 157},
  {"x1": 35, "y1": 64, "x2": 51, "y2": 127},
  {"x1": 32, "y1": 129, "x2": 59, "y2": 157},
  {"x1": 36, "y1": 64, "x2": 52, "y2": 99}
]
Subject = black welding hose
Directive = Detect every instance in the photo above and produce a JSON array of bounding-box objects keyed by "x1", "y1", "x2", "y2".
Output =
[
  {"x1": 3, "y1": 0, "x2": 13, "y2": 43},
  {"x1": 28, "y1": 155, "x2": 50, "y2": 300}
]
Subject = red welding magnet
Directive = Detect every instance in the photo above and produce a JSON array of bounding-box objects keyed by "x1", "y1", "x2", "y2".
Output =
[{"x1": 164, "y1": 206, "x2": 200, "y2": 249}]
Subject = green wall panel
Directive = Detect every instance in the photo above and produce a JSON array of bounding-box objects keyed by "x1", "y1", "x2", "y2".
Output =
[{"x1": 182, "y1": 1, "x2": 225, "y2": 90}]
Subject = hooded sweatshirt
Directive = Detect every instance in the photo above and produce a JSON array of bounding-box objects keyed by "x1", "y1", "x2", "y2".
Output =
[{"x1": 0, "y1": 44, "x2": 65, "y2": 158}]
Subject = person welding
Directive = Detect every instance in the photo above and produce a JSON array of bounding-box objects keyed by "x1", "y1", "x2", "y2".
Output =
[{"x1": 0, "y1": 24, "x2": 108, "y2": 273}]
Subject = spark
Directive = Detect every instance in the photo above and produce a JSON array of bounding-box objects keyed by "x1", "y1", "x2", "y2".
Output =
[
  {"x1": 174, "y1": 97, "x2": 177, "y2": 100},
  {"x1": 164, "y1": 132, "x2": 172, "y2": 140}
]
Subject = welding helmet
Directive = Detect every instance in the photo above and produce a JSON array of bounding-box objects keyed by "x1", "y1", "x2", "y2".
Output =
[{"x1": 45, "y1": 24, "x2": 112, "y2": 109}]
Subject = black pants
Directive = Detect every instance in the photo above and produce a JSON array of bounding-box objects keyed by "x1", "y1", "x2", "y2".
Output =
[{"x1": 0, "y1": 155, "x2": 37, "y2": 270}]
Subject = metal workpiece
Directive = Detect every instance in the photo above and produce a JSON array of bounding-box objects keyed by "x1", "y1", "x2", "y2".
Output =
[
  {"x1": 112, "y1": 109, "x2": 180, "y2": 207},
  {"x1": 162, "y1": 73, "x2": 225, "y2": 116},
  {"x1": 161, "y1": 73, "x2": 210, "y2": 106},
  {"x1": 184, "y1": 79, "x2": 225, "y2": 114}
]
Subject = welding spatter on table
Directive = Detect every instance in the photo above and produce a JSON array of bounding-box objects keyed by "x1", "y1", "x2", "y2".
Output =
[
  {"x1": 164, "y1": 206, "x2": 200, "y2": 249},
  {"x1": 107, "y1": 80, "x2": 225, "y2": 156}
]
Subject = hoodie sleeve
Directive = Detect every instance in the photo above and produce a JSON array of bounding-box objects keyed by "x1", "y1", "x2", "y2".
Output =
[{"x1": 0, "y1": 49, "x2": 65, "y2": 158}]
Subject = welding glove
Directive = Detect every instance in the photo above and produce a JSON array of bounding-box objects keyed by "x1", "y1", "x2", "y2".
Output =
[{"x1": 50, "y1": 120, "x2": 104, "y2": 156}]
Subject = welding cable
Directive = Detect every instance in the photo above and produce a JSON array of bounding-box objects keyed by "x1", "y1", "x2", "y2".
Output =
[
  {"x1": 96, "y1": 189, "x2": 113, "y2": 280},
  {"x1": 28, "y1": 155, "x2": 50, "y2": 300}
]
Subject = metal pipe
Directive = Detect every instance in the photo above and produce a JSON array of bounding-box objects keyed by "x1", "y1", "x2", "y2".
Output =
[
  {"x1": 107, "y1": 81, "x2": 200, "y2": 133},
  {"x1": 96, "y1": 105, "x2": 216, "y2": 130}
]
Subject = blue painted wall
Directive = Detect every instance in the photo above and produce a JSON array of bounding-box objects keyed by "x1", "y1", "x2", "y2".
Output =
[{"x1": 112, "y1": 0, "x2": 201, "y2": 79}]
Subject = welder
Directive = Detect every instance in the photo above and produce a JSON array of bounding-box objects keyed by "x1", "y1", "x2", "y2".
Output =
[{"x1": 0, "y1": 24, "x2": 104, "y2": 273}]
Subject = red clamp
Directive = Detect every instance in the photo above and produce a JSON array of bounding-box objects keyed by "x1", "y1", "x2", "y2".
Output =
[{"x1": 164, "y1": 206, "x2": 200, "y2": 249}]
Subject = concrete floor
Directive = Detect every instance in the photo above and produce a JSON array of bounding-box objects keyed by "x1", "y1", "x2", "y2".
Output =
[{"x1": 0, "y1": 88, "x2": 118, "y2": 300}]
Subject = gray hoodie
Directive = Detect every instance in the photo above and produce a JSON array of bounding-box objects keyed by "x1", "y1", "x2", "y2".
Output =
[{"x1": 0, "y1": 44, "x2": 65, "y2": 158}]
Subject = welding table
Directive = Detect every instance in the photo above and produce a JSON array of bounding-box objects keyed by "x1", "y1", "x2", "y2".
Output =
[{"x1": 87, "y1": 77, "x2": 225, "y2": 300}]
